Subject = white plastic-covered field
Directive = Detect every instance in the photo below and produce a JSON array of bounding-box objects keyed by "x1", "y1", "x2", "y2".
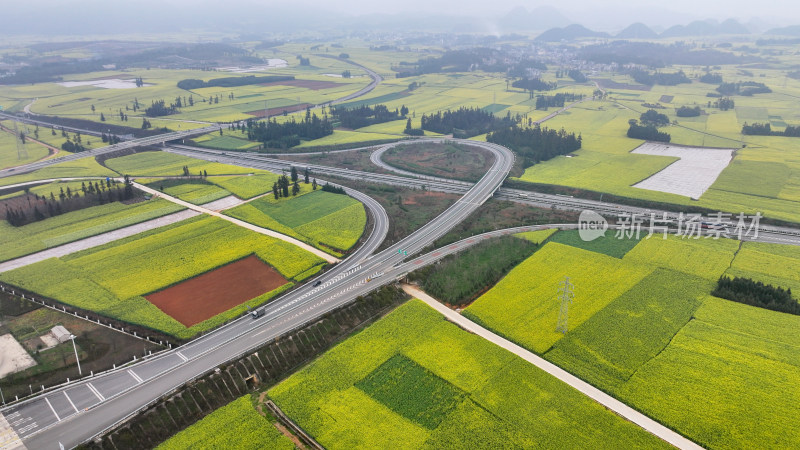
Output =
[{"x1": 631, "y1": 143, "x2": 734, "y2": 199}]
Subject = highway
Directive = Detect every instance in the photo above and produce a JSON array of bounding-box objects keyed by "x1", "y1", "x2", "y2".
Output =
[
  {"x1": 1, "y1": 139, "x2": 514, "y2": 449},
  {"x1": 167, "y1": 143, "x2": 800, "y2": 246},
  {"x1": 0, "y1": 119, "x2": 222, "y2": 179}
]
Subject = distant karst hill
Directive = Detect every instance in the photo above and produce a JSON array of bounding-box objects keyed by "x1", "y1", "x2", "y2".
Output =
[
  {"x1": 535, "y1": 24, "x2": 610, "y2": 42},
  {"x1": 764, "y1": 25, "x2": 800, "y2": 36},
  {"x1": 661, "y1": 19, "x2": 750, "y2": 37},
  {"x1": 616, "y1": 23, "x2": 658, "y2": 39}
]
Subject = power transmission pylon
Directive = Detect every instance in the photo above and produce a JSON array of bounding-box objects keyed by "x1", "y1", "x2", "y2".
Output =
[
  {"x1": 12, "y1": 120, "x2": 28, "y2": 160},
  {"x1": 556, "y1": 276, "x2": 575, "y2": 334}
]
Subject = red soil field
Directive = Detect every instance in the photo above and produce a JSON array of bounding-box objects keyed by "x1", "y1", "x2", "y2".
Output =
[{"x1": 145, "y1": 255, "x2": 288, "y2": 327}]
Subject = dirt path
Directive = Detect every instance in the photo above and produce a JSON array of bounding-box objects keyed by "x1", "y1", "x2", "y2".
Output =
[
  {"x1": 533, "y1": 97, "x2": 592, "y2": 125},
  {"x1": 133, "y1": 182, "x2": 340, "y2": 263},
  {"x1": 401, "y1": 284, "x2": 703, "y2": 450},
  {"x1": 256, "y1": 392, "x2": 307, "y2": 449},
  {"x1": 0, "y1": 123, "x2": 61, "y2": 165}
]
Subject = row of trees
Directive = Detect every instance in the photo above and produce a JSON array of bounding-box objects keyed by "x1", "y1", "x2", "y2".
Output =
[
  {"x1": 567, "y1": 69, "x2": 587, "y2": 82},
  {"x1": 332, "y1": 104, "x2": 407, "y2": 129},
  {"x1": 630, "y1": 69, "x2": 691, "y2": 86},
  {"x1": 100, "y1": 133, "x2": 122, "y2": 144},
  {"x1": 246, "y1": 109, "x2": 333, "y2": 148},
  {"x1": 676, "y1": 106, "x2": 703, "y2": 117},
  {"x1": 535, "y1": 93, "x2": 584, "y2": 110},
  {"x1": 741, "y1": 122, "x2": 800, "y2": 137},
  {"x1": 512, "y1": 77, "x2": 558, "y2": 97},
  {"x1": 5, "y1": 177, "x2": 135, "y2": 227},
  {"x1": 709, "y1": 97, "x2": 735, "y2": 110},
  {"x1": 713, "y1": 276, "x2": 798, "y2": 315},
  {"x1": 699, "y1": 73, "x2": 723, "y2": 84},
  {"x1": 717, "y1": 81, "x2": 772, "y2": 96},
  {"x1": 627, "y1": 120, "x2": 671, "y2": 142},
  {"x1": 272, "y1": 175, "x2": 302, "y2": 198},
  {"x1": 420, "y1": 107, "x2": 514, "y2": 138},
  {"x1": 487, "y1": 124, "x2": 582, "y2": 166},
  {"x1": 144, "y1": 100, "x2": 177, "y2": 117},
  {"x1": 176, "y1": 75, "x2": 294, "y2": 90},
  {"x1": 143, "y1": 94, "x2": 226, "y2": 117},
  {"x1": 640, "y1": 109, "x2": 670, "y2": 127}
]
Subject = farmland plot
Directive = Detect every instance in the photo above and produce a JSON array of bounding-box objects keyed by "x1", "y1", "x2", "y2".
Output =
[
  {"x1": 268, "y1": 300, "x2": 668, "y2": 449},
  {"x1": 157, "y1": 396, "x2": 294, "y2": 450},
  {"x1": 631, "y1": 143, "x2": 734, "y2": 200},
  {"x1": 226, "y1": 190, "x2": 366, "y2": 254},
  {"x1": 464, "y1": 243, "x2": 653, "y2": 353},
  {"x1": 0, "y1": 198, "x2": 182, "y2": 263},
  {"x1": 616, "y1": 297, "x2": 800, "y2": 449},
  {"x1": 0, "y1": 216, "x2": 323, "y2": 337}
]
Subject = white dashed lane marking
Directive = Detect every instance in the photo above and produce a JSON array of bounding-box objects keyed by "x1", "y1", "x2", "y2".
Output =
[
  {"x1": 86, "y1": 383, "x2": 105, "y2": 402},
  {"x1": 64, "y1": 392, "x2": 79, "y2": 414},
  {"x1": 44, "y1": 398, "x2": 61, "y2": 422},
  {"x1": 128, "y1": 369, "x2": 144, "y2": 383}
]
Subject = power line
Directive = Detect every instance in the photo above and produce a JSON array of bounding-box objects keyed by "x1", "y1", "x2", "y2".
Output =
[
  {"x1": 13, "y1": 119, "x2": 28, "y2": 160},
  {"x1": 556, "y1": 276, "x2": 574, "y2": 334}
]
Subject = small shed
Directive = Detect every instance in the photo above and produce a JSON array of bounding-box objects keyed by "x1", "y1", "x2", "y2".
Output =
[{"x1": 51, "y1": 325, "x2": 71, "y2": 344}]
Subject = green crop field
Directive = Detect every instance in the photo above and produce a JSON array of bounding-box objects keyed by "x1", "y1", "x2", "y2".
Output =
[
  {"x1": 623, "y1": 235, "x2": 740, "y2": 280},
  {"x1": 157, "y1": 396, "x2": 294, "y2": 450},
  {"x1": 294, "y1": 129, "x2": 401, "y2": 148},
  {"x1": 150, "y1": 179, "x2": 232, "y2": 205},
  {"x1": 615, "y1": 297, "x2": 800, "y2": 449},
  {"x1": 0, "y1": 128, "x2": 52, "y2": 170},
  {"x1": 0, "y1": 198, "x2": 182, "y2": 262},
  {"x1": 725, "y1": 241, "x2": 800, "y2": 296},
  {"x1": 268, "y1": 300, "x2": 668, "y2": 449},
  {"x1": 545, "y1": 269, "x2": 710, "y2": 389},
  {"x1": 464, "y1": 242, "x2": 653, "y2": 353},
  {"x1": 0, "y1": 216, "x2": 324, "y2": 337},
  {"x1": 226, "y1": 190, "x2": 366, "y2": 254},
  {"x1": 465, "y1": 229, "x2": 800, "y2": 448},
  {"x1": 548, "y1": 229, "x2": 641, "y2": 258},
  {"x1": 210, "y1": 174, "x2": 280, "y2": 199},
  {"x1": 0, "y1": 157, "x2": 116, "y2": 187},
  {"x1": 514, "y1": 228, "x2": 557, "y2": 244}
]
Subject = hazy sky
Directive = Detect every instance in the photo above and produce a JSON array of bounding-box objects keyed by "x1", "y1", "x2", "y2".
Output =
[{"x1": 6, "y1": 0, "x2": 800, "y2": 36}]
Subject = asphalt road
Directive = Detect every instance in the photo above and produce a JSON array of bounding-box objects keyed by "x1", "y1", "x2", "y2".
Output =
[
  {"x1": 168, "y1": 143, "x2": 800, "y2": 247},
  {"x1": 0, "y1": 120, "x2": 221, "y2": 179},
  {"x1": 2, "y1": 139, "x2": 513, "y2": 449}
]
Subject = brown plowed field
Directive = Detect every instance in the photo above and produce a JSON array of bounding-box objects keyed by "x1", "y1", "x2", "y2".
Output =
[{"x1": 145, "y1": 255, "x2": 287, "y2": 327}]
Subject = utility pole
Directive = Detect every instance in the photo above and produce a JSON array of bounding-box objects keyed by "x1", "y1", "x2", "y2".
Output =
[
  {"x1": 556, "y1": 276, "x2": 575, "y2": 334},
  {"x1": 13, "y1": 120, "x2": 28, "y2": 160},
  {"x1": 70, "y1": 334, "x2": 82, "y2": 376}
]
